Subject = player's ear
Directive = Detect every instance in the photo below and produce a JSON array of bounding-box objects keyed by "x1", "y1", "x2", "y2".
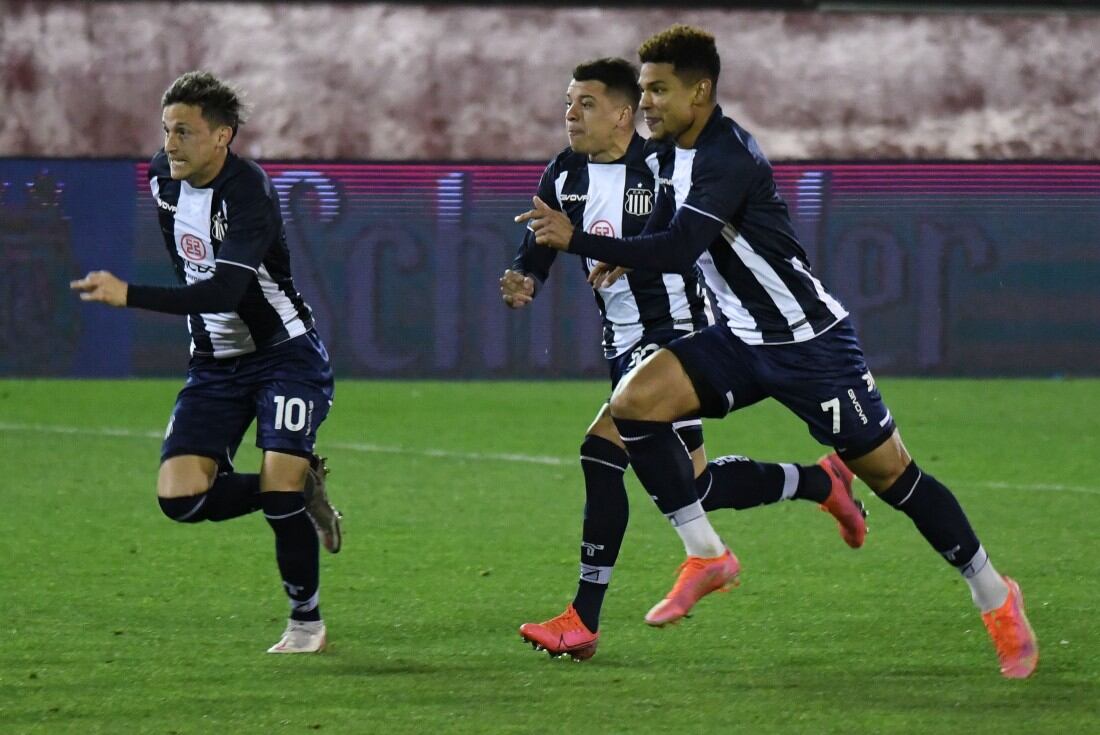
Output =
[{"x1": 694, "y1": 79, "x2": 712, "y2": 105}]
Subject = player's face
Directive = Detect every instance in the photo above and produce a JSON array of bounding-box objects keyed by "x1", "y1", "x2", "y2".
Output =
[
  {"x1": 639, "y1": 62, "x2": 702, "y2": 144},
  {"x1": 161, "y1": 103, "x2": 231, "y2": 186},
  {"x1": 565, "y1": 79, "x2": 629, "y2": 161}
]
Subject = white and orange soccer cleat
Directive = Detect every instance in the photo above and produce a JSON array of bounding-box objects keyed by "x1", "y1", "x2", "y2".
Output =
[
  {"x1": 817, "y1": 452, "x2": 868, "y2": 549},
  {"x1": 644, "y1": 548, "x2": 740, "y2": 627},
  {"x1": 519, "y1": 604, "x2": 600, "y2": 661},
  {"x1": 267, "y1": 619, "x2": 327, "y2": 654},
  {"x1": 981, "y1": 576, "x2": 1039, "y2": 679}
]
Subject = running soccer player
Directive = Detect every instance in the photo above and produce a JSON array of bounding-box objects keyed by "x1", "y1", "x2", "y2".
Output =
[
  {"x1": 519, "y1": 28, "x2": 1038, "y2": 679},
  {"x1": 504, "y1": 58, "x2": 867, "y2": 661},
  {"x1": 70, "y1": 71, "x2": 343, "y2": 654}
]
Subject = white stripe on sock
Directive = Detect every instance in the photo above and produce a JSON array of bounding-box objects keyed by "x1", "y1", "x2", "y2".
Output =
[{"x1": 780, "y1": 463, "x2": 799, "y2": 500}]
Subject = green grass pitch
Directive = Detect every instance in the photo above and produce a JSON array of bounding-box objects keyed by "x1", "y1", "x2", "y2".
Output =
[{"x1": 1, "y1": 378, "x2": 1098, "y2": 734}]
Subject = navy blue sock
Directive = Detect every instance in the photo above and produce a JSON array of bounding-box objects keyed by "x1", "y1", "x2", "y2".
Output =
[
  {"x1": 877, "y1": 461, "x2": 982, "y2": 570},
  {"x1": 697, "y1": 457, "x2": 830, "y2": 511},
  {"x1": 158, "y1": 472, "x2": 261, "y2": 522},
  {"x1": 261, "y1": 491, "x2": 321, "y2": 622},
  {"x1": 572, "y1": 435, "x2": 630, "y2": 633},
  {"x1": 612, "y1": 417, "x2": 699, "y2": 515}
]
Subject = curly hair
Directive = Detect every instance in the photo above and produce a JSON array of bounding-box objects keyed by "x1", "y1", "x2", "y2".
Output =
[
  {"x1": 638, "y1": 25, "x2": 720, "y2": 97},
  {"x1": 161, "y1": 71, "x2": 248, "y2": 140}
]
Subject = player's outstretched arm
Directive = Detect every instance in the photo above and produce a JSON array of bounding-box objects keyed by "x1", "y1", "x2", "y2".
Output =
[
  {"x1": 569, "y1": 206, "x2": 724, "y2": 274},
  {"x1": 70, "y1": 271, "x2": 128, "y2": 307},
  {"x1": 72, "y1": 263, "x2": 253, "y2": 315},
  {"x1": 500, "y1": 269, "x2": 536, "y2": 309}
]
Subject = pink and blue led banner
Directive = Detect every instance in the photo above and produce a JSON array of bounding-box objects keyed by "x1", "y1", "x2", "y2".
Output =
[{"x1": 2, "y1": 160, "x2": 1098, "y2": 377}]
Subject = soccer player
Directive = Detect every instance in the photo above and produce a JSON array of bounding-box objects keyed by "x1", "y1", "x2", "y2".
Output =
[
  {"x1": 504, "y1": 58, "x2": 868, "y2": 661},
  {"x1": 70, "y1": 71, "x2": 343, "y2": 654},
  {"x1": 518, "y1": 28, "x2": 1038, "y2": 679}
]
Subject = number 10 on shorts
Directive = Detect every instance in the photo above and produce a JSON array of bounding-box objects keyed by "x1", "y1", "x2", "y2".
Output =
[{"x1": 273, "y1": 395, "x2": 312, "y2": 432}]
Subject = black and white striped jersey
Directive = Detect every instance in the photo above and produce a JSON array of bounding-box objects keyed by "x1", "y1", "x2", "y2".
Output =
[
  {"x1": 147, "y1": 149, "x2": 314, "y2": 358},
  {"x1": 513, "y1": 133, "x2": 707, "y2": 358},
  {"x1": 569, "y1": 107, "x2": 848, "y2": 345}
]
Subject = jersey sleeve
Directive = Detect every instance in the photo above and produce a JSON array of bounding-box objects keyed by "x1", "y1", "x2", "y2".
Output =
[
  {"x1": 681, "y1": 144, "x2": 758, "y2": 224},
  {"x1": 568, "y1": 205, "x2": 725, "y2": 273},
  {"x1": 511, "y1": 163, "x2": 562, "y2": 285},
  {"x1": 126, "y1": 265, "x2": 253, "y2": 315}
]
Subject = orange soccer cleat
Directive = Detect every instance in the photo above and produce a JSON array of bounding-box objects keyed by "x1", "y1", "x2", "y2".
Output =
[
  {"x1": 519, "y1": 604, "x2": 600, "y2": 661},
  {"x1": 981, "y1": 576, "x2": 1039, "y2": 679},
  {"x1": 817, "y1": 453, "x2": 868, "y2": 549},
  {"x1": 644, "y1": 548, "x2": 740, "y2": 627}
]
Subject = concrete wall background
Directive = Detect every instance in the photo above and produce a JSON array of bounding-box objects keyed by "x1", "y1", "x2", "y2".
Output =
[{"x1": 2, "y1": 2, "x2": 1098, "y2": 161}]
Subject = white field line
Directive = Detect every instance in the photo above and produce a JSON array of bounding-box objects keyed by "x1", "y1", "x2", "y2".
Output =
[
  {"x1": 0, "y1": 421, "x2": 568, "y2": 466},
  {"x1": 1, "y1": 421, "x2": 1097, "y2": 496}
]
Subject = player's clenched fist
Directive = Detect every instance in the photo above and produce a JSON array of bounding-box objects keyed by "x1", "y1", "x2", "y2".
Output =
[
  {"x1": 70, "y1": 270, "x2": 129, "y2": 307},
  {"x1": 500, "y1": 269, "x2": 535, "y2": 309}
]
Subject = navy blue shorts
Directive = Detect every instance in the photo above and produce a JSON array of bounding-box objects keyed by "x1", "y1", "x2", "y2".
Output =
[
  {"x1": 162, "y1": 330, "x2": 335, "y2": 469},
  {"x1": 609, "y1": 329, "x2": 703, "y2": 449},
  {"x1": 607, "y1": 329, "x2": 695, "y2": 390},
  {"x1": 665, "y1": 319, "x2": 895, "y2": 460}
]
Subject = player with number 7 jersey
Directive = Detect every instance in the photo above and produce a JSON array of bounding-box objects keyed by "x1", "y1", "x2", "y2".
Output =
[
  {"x1": 70, "y1": 71, "x2": 342, "y2": 654},
  {"x1": 505, "y1": 58, "x2": 870, "y2": 662}
]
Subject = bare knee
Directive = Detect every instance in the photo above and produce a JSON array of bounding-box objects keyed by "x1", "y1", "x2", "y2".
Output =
[
  {"x1": 609, "y1": 349, "x2": 700, "y2": 422},
  {"x1": 585, "y1": 404, "x2": 625, "y2": 448},
  {"x1": 157, "y1": 455, "x2": 217, "y2": 499},
  {"x1": 845, "y1": 431, "x2": 912, "y2": 493},
  {"x1": 260, "y1": 451, "x2": 310, "y2": 492},
  {"x1": 609, "y1": 381, "x2": 654, "y2": 420}
]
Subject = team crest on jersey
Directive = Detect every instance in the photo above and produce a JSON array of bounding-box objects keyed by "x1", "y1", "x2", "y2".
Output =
[
  {"x1": 180, "y1": 233, "x2": 207, "y2": 261},
  {"x1": 625, "y1": 187, "x2": 653, "y2": 217},
  {"x1": 211, "y1": 210, "x2": 228, "y2": 241},
  {"x1": 588, "y1": 220, "x2": 616, "y2": 237}
]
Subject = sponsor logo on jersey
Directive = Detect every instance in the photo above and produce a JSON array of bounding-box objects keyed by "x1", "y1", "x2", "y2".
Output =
[
  {"x1": 588, "y1": 220, "x2": 615, "y2": 237},
  {"x1": 560, "y1": 193, "x2": 588, "y2": 202},
  {"x1": 625, "y1": 187, "x2": 653, "y2": 217},
  {"x1": 183, "y1": 260, "x2": 215, "y2": 275},
  {"x1": 155, "y1": 197, "x2": 177, "y2": 213},
  {"x1": 181, "y1": 233, "x2": 207, "y2": 261}
]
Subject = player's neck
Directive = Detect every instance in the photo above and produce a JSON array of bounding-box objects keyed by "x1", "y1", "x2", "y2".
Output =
[
  {"x1": 187, "y1": 148, "x2": 230, "y2": 188},
  {"x1": 675, "y1": 103, "x2": 717, "y2": 149},
  {"x1": 588, "y1": 133, "x2": 632, "y2": 164}
]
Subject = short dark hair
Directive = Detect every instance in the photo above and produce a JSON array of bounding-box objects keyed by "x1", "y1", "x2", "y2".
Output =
[
  {"x1": 161, "y1": 71, "x2": 248, "y2": 140},
  {"x1": 638, "y1": 25, "x2": 720, "y2": 98},
  {"x1": 572, "y1": 57, "x2": 642, "y2": 110}
]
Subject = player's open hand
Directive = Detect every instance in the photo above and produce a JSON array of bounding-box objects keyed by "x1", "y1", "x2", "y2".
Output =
[
  {"x1": 514, "y1": 196, "x2": 574, "y2": 251},
  {"x1": 500, "y1": 269, "x2": 536, "y2": 309},
  {"x1": 586, "y1": 262, "x2": 632, "y2": 289},
  {"x1": 70, "y1": 270, "x2": 128, "y2": 307}
]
